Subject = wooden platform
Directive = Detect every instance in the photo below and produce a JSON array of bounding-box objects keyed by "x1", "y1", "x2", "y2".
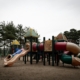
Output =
[{"x1": 44, "y1": 40, "x2": 52, "y2": 51}]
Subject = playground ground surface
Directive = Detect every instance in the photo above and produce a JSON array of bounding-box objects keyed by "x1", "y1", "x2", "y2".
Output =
[{"x1": 0, "y1": 57, "x2": 80, "y2": 80}]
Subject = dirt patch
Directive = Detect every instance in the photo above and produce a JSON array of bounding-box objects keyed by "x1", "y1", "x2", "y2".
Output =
[{"x1": 0, "y1": 57, "x2": 80, "y2": 80}]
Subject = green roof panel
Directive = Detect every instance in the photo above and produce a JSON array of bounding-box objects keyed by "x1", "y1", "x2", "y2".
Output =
[{"x1": 24, "y1": 28, "x2": 39, "y2": 38}]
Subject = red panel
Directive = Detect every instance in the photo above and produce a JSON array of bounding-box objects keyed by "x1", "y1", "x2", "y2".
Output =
[
  {"x1": 55, "y1": 42, "x2": 67, "y2": 51},
  {"x1": 32, "y1": 44, "x2": 37, "y2": 51},
  {"x1": 39, "y1": 43, "x2": 44, "y2": 51}
]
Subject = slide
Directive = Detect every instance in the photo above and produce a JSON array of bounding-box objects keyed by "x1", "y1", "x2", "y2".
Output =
[
  {"x1": 55, "y1": 42, "x2": 80, "y2": 66},
  {"x1": 60, "y1": 54, "x2": 80, "y2": 66},
  {"x1": 55, "y1": 42, "x2": 80, "y2": 55},
  {"x1": 4, "y1": 50, "x2": 30, "y2": 67},
  {"x1": 72, "y1": 56, "x2": 80, "y2": 66}
]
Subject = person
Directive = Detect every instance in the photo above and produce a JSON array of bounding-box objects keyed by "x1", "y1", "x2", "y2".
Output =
[
  {"x1": 4, "y1": 48, "x2": 24, "y2": 62},
  {"x1": 4, "y1": 42, "x2": 30, "y2": 67}
]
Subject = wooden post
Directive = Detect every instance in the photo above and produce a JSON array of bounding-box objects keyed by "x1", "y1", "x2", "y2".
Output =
[
  {"x1": 47, "y1": 53, "x2": 48, "y2": 62},
  {"x1": 52, "y1": 36, "x2": 55, "y2": 66},
  {"x1": 43, "y1": 37, "x2": 45, "y2": 65},
  {"x1": 27, "y1": 54, "x2": 28, "y2": 61},
  {"x1": 30, "y1": 37, "x2": 32, "y2": 64},
  {"x1": 26, "y1": 38, "x2": 29, "y2": 61},
  {"x1": 55, "y1": 53, "x2": 57, "y2": 63},
  {"x1": 36, "y1": 38, "x2": 38, "y2": 63},
  {"x1": 56, "y1": 53, "x2": 59, "y2": 66},
  {"x1": 24, "y1": 54, "x2": 26, "y2": 64},
  {"x1": 48, "y1": 52, "x2": 51, "y2": 65},
  {"x1": 24, "y1": 37, "x2": 26, "y2": 64}
]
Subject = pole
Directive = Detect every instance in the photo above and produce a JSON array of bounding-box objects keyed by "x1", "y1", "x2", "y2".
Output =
[
  {"x1": 24, "y1": 37, "x2": 26, "y2": 64},
  {"x1": 30, "y1": 37, "x2": 32, "y2": 64},
  {"x1": 52, "y1": 36, "x2": 55, "y2": 66},
  {"x1": 4, "y1": 40, "x2": 5, "y2": 56},
  {"x1": 20, "y1": 28, "x2": 21, "y2": 48},
  {"x1": 79, "y1": 37, "x2": 80, "y2": 46},
  {"x1": 10, "y1": 39, "x2": 11, "y2": 53},
  {"x1": 43, "y1": 37, "x2": 45, "y2": 65}
]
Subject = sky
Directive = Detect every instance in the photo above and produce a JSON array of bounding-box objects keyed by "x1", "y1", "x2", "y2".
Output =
[{"x1": 0, "y1": 0, "x2": 80, "y2": 41}]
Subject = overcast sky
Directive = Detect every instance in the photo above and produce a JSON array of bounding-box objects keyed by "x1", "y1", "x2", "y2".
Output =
[{"x1": 0, "y1": 0, "x2": 80, "y2": 41}]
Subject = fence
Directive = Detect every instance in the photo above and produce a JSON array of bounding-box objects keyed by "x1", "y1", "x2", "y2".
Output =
[{"x1": 0, "y1": 47, "x2": 11, "y2": 57}]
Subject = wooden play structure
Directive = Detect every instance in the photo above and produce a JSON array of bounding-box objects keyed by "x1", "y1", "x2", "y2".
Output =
[
  {"x1": 11, "y1": 40, "x2": 20, "y2": 53},
  {"x1": 23, "y1": 28, "x2": 40, "y2": 64},
  {"x1": 3, "y1": 29, "x2": 80, "y2": 67},
  {"x1": 23, "y1": 32, "x2": 80, "y2": 66}
]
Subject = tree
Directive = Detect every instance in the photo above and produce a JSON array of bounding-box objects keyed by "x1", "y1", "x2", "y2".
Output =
[
  {"x1": 64, "y1": 31, "x2": 70, "y2": 39},
  {"x1": 0, "y1": 21, "x2": 6, "y2": 39},
  {"x1": 16, "y1": 24, "x2": 26, "y2": 44},
  {"x1": 0, "y1": 21, "x2": 18, "y2": 40},
  {"x1": 77, "y1": 30, "x2": 80, "y2": 36},
  {"x1": 64, "y1": 28, "x2": 80, "y2": 43},
  {"x1": 70, "y1": 29, "x2": 78, "y2": 40},
  {"x1": 5, "y1": 21, "x2": 17, "y2": 40}
]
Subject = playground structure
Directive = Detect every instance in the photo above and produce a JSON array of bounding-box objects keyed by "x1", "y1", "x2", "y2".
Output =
[
  {"x1": 11, "y1": 40, "x2": 20, "y2": 53},
  {"x1": 3, "y1": 28, "x2": 80, "y2": 67},
  {"x1": 31, "y1": 40, "x2": 80, "y2": 66},
  {"x1": 4, "y1": 37, "x2": 80, "y2": 67},
  {"x1": 23, "y1": 32, "x2": 80, "y2": 67},
  {"x1": 0, "y1": 40, "x2": 20, "y2": 57}
]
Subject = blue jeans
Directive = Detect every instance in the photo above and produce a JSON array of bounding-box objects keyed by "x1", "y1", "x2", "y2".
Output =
[{"x1": 12, "y1": 49, "x2": 22, "y2": 57}]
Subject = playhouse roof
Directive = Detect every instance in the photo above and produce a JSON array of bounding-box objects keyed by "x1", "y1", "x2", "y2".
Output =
[
  {"x1": 24, "y1": 28, "x2": 39, "y2": 38},
  {"x1": 56, "y1": 33, "x2": 68, "y2": 41},
  {"x1": 11, "y1": 40, "x2": 20, "y2": 45}
]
